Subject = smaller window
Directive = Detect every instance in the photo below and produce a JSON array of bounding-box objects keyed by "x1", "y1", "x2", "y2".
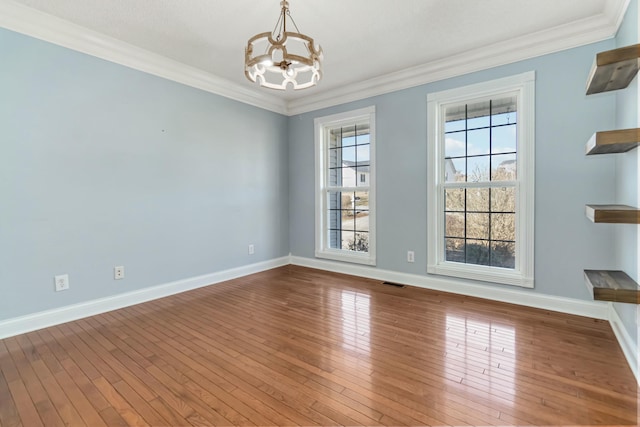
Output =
[{"x1": 315, "y1": 107, "x2": 376, "y2": 265}]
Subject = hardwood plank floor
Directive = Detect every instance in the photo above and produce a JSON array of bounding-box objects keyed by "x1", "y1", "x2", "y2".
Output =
[{"x1": 0, "y1": 265, "x2": 637, "y2": 426}]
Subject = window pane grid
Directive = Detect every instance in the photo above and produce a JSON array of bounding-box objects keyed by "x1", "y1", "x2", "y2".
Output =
[
  {"x1": 444, "y1": 100, "x2": 517, "y2": 184},
  {"x1": 327, "y1": 124, "x2": 371, "y2": 189},
  {"x1": 326, "y1": 188, "x2": 370, "y2": 253},
  {"x1": 445, "y1": 121, "x2": 516, "y2": 133},
  {"x1": 443, "y1": 96, "x2": 517, "y2": 269}
]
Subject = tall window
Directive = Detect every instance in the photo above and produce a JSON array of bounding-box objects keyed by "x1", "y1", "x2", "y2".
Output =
[
  {"x1": 315, "y1": 106, "x2": 376, "y2": 265},
  {"x1": 427, "y1": 72, "x2": 534, "y2": 287}
]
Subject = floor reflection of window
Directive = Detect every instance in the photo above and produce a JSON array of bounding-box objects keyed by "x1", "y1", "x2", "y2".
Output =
[
  {"x1": 339, "y1": 290, "x2": 371, "y2": 353},
  {"x1": 445, "y1": 314, "x2": 516, "y2": 404}
]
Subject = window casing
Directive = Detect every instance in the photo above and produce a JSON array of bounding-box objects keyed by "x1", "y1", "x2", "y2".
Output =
[
  {"x1": 427, "y1": 72, "x2": 535, "y2": 287},
  {"x1": 315, "y1": 106, "x2": 376, "y2": 265}
]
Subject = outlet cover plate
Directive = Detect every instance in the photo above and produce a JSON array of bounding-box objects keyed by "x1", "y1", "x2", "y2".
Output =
[{"x1": 54, "y1": 274, "x2": 69, "y2": 291}]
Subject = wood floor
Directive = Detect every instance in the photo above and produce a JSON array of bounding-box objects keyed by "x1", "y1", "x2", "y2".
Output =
[{"x1": 0, "y1": 265, "x2": 637, "y2": 426}]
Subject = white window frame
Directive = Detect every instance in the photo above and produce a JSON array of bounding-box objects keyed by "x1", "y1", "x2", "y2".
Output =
[
  {"x1": 427, "y1": 72, "x2": 535, "y2": 287},
  {"x1": 314, "y1": 106, "x2": 376, "y2": 265}
]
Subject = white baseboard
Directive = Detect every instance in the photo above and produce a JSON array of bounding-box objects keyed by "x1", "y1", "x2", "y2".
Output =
[
  {"x1": 290, "y1": 256, "x2": 610, "y2": 320},
  {"x1": 609, "y1": 303, "x2": 639, "y2": 383},
  {"x1": 4, "y1": 255, "x2": 631, "y2": 382},
  {"x1": 0, "y1": 256, "x2": 290, "y2": 340}
]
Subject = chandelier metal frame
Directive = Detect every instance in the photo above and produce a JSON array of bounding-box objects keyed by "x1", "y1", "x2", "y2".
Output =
[{"x1": 244, "y1": 0, "x2": 323, "y2": 90}]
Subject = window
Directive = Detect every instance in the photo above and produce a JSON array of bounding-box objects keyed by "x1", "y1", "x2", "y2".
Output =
[
  {"x1": 427, "y1": 72, "x2": 534, "y2": 287},
  {"x1": 315, "y1": 106, "x2": 376, "y2": 265}
]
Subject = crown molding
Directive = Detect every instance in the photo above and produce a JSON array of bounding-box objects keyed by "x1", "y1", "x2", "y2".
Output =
[
  {"x1": 286, "y1": 2, "x2": 628, "y2": 115},
  {"x1": 0, "y1": 0, "x2": 288, "y2": 115},
  {"x1": 0, "y1": 0, "x2": 630, "y2": 117}
]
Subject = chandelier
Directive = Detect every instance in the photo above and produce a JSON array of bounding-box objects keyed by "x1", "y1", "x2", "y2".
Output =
[{"x1": 244, "y1": 0, "x2": 323, "y2": 90}]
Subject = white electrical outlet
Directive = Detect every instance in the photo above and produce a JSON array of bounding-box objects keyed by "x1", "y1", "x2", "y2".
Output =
[
  {"x1": 54, "y1": 274, "x2": 69, "y2": 292},
  {"x1": 248, "y1": 244, "x2": 255, "y2": 255},
  {"x1": 407, "y1": 251, "x2": 415, "y2": 263},
  {"x1": 114, "y1": 266, "x2": 125, "y2": 280}
]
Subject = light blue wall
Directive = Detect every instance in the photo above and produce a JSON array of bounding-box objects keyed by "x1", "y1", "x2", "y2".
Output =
[
  {"x1": 0, "y1": 28, "x2": 289, "y2": 321},
  {"x1": 289, "y1": 41, "x2": 619, "y2": 300},
  {"x1": 613, "y1": 0, "x2": 639, "y2": 347},
  {"x1": 0, "y1": 7, "x2": 635, "y2": 327}
]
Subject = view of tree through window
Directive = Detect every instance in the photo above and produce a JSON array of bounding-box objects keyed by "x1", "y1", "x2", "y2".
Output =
[{"x1": 443, "y1": 97, "x2": 517, "y2": 268}]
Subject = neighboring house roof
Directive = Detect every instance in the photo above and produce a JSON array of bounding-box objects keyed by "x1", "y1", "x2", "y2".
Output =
[
  {"x1": 445, "y1": 158, "x2": 456, "y2": 173},
  {"x1": 342, "y1": 160, "x2": 370, "y2": 173}
]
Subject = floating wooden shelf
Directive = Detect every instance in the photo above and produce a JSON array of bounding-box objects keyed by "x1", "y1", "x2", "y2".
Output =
[
  {"x1": 584, "y1": 270, "x2": 640, "y2": 304},
  {"x1": 586, "y1": 128, "x2": 640, "y2": 155},
  {"x1": 586, "y1": 204, "x2": 640, "y2": 224},
  {"x1": 586, "y1": 44, "x2": 640, "y2": 95}
]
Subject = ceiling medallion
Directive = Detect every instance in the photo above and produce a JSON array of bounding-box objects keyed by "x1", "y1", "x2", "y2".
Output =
[{"x1": 244, "y1": 0, "x2": 323, "y2": 90}]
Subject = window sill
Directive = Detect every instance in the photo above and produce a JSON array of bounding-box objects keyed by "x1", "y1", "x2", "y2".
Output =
[
  {"x1": 315, "y1": 250, "x2": 376, "y2": 266},
  {"x1": 428, "y1": 263, "x2": 533, "y2": 288}
]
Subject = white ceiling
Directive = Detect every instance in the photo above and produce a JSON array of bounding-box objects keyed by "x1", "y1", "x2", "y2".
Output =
[{"x1": 0, "y1": 0, "x2": 631, "y2": 114}]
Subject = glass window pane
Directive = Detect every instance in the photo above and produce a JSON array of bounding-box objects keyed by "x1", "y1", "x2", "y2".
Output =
[
  {"x1": 491, "y1": 241, "x2": 515, "y2": 268},
  {"x1": 468, "y1": 128, "x2": 490, "y2": 156},
  {"x1": 341, "y1": 231, "x2": 353, "y2": 250},
  {"x1": 356, "y1": 144, "x2": 370, "y2": 164},
  {"x1": 445, "y1": 212, "x2": 465, "y2": 238},
  {"x1": 356, "y1": 167, "x2": 369, "y2": 186},
  {"x1": 354, "y1": 191, "x2": 369, "y2": 208},
  {"x1": 328, "y1": 212, "x2": 341, "y2": 230},
  {"x1": 491, "y1": 213, "x2": 515, "y2": 242},
  {"x1": 355, "y1": 133, "x2": 370, "y2": 145},
  {"x1": 491, "y1": 187, "x2": 515, "y2": 213},
  {"x1": 466, "y1": 188, "x2": 489, "y2": 212},
  {"x1": 341, "y1": 231, "x2": 369, "y2": 252},
  {"x1": 328, "y1": 191, "x2": 342, "y2": 210},
  {"x1": 445, "y1": 119, "x2": 465, "y2": 133},
  {"x1": 491, "y1": 111, "x2": 517, "y2": 127},
  {"x1": 467, "y1": 100, "x2": 491, "y2": 127},
  {"x1": 342, "y1": 146, "x2": 356, "y2": 163},
  {"x1": 329, "y1": 131, "x2": 341, "y2": 149},
  {"x1": 353, "y1": 232, "x2": 369, "y2": 252},
  {"x1": 445, "y1": 188, "x2": 465, "y2": 211},
  {"x1": 466, "y1": 239, "x2": 490, "y2": 266},
  {"x1": 328, "y1": 147, "x2": 340, "y2": 169},
  {"x1": 438, "y1": 94, "x2": 519, "y2": 271},
  {"x1": 341, "y1": 135, "x2": 356, "y2": 147},
  {"x1": 491, "y1": 153, "x2": 516, "y2": 181},
  {"x1": 328, "y1": 167, "x2": 340, "y2": 186},
  {"x1": 445, "y1": 158, "x2": 465, "y2": 182},
  {"x1": 445, "y1": 131, "x2": 466, "y2": 158},
  {"x1": 466, "y1": 213, "x2": 489, "y2": 239},
  {"x1": 338, "y1": 166, "x2": 355, "y2": 186},
  {"x1": 467, "y1": 156, "x2": 490, "y2": 182},
  {"x1": 446, "y1": 238, "x2": 465, "y2": 262},
  {"x1": 467, "y1": 115, "x2": 489, "y2": 130},
  {"x1": 491, "y1": 124, "x2": 517, "y2": 154},
  {"x1": 329, "y1": 229, "x2": 341, "y2": 249},
  {"x1": 328, "y1": 189, "x2": 369, "y2": 253}
]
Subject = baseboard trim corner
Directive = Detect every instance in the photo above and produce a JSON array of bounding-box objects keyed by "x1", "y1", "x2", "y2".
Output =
[
  {"x1": 608, "y1": 303, "x2": 639, "y2": 383},
  {"x1": 0, "y1": 256, "x2": 290, "y2": 340}
]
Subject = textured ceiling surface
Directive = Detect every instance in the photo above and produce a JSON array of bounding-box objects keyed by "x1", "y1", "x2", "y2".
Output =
[{"x1": 7, "y1": 0, "x2": 620, "y2": 102}]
